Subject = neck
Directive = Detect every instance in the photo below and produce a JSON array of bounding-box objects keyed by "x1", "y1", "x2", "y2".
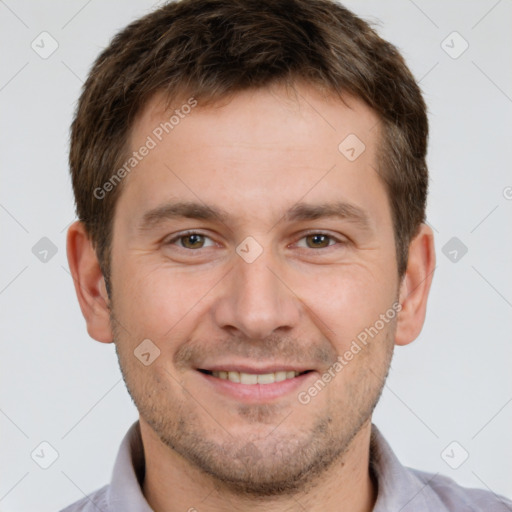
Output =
[{"x1": 140, "y1": 418, "x2": 377, "y2": 512}]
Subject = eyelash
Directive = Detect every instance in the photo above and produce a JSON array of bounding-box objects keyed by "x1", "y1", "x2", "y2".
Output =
[{"x1": 165, "y1": 230, "x2": 348, "y2": 252}]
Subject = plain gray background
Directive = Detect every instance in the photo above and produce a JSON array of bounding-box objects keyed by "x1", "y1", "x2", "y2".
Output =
[{"x1": 1, "y1": 1, "x2": 511, "y2": 510}]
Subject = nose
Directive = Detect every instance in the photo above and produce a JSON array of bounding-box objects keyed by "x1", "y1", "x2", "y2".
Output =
[{"x1": 211, "y1": 245, "x2": 302, "y2": 340}]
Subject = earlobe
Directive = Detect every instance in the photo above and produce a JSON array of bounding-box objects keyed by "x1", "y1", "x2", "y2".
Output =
[
  {"x1": 394, "y1": 224, "x2": 436, "y2": 346},
  {"x1": 66, "y1": 221, "x2": 114, "y2": 343}
]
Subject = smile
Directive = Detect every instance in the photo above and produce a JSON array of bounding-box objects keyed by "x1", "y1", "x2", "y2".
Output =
[
  {"x1": 199, "y1": 369, "x2": 311, "y2": 385},
  {"x1": 197, "y1": 368, "x2": 316, "y2": 402}
]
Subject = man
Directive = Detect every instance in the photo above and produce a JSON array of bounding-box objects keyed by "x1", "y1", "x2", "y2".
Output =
[{"x1": 61, "y1": 0, "x2": 511, "y2": 511}]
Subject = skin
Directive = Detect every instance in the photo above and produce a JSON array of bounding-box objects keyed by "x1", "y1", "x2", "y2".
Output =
[{"x1": 67, "y1": 81, "x2": 435, "y2": 512}]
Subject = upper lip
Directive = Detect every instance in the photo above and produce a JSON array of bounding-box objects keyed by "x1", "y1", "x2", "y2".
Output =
[{"x1": 197, "y1": 364, "x2": 314, "y2": 374}]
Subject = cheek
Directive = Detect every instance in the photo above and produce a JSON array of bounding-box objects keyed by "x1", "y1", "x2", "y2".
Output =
[
  {"x1": 296, "y1": 264, "x2": 398, "y2": 348},
  {"x1": 113, "y1": 260, "x2": 220, "y2": 340},
  {"x1": 112, "y1": 244, "x2": 398, "y2": 345}
]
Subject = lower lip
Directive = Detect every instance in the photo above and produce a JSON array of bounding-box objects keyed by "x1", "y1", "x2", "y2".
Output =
[{"x1": 197, "y1": 371, "x2": 317, "y2": 403}]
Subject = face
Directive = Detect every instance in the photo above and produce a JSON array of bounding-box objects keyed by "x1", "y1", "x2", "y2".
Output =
[{"x1": 108, "y1": 82, "x2": 400, "y2": 495}]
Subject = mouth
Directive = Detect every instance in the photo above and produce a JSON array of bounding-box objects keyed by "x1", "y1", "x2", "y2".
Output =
[
  {"x1": 196, "y1": 367, "x2": 316, "y2": 403},
  {"x1": 197, "y1": 369, "x2": 313, "y2": 385}
]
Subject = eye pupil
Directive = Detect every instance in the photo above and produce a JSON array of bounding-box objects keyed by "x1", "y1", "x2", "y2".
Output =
[
  {"x1": 307, "y1": 234, "x2": 330, "y2": 248},
  {"x1": 183, "y1": 234, "x2": 204, "y2": 248}
]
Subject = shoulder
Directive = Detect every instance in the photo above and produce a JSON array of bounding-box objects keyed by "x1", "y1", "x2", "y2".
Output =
[
  {"x1": 409, "y1": 467, "x2": 512, "y2": 512},
  {"x1": 58, "y1": 484, "x2": 109, "y2": 512}
]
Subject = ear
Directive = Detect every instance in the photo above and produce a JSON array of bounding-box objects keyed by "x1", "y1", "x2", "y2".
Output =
[
  {"x1": 66, "y1": 221, "x2": 113, "y2": 343},
  {"x1": 395, "y1": 223, "x2": 436, "y2": 346}
]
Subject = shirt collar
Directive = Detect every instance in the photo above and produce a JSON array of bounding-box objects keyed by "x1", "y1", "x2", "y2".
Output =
[
  {"x1": 370, "y1": 424, "x2": 449, "y2": 511},
  {"x1": 106, "y1": 420, "x2": 153, "y2": 511},
  {"x1": 105, "y1": 419, "x2": 449, "y2": 511}
]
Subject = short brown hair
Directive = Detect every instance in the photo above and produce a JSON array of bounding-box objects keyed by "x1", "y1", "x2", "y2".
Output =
[{"x1": 69, "y1": 0, "x2": 428, "y2": 295}]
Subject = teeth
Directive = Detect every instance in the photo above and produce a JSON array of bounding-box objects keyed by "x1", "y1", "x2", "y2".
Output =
[
  {"x1": 257, "y1": 373, "x2": 275, "y2": 384},
  {"x1": 241, "y1": 373, "x2": 258, "y2": 384},
  {"x1": 211, "y1": 370, "x2": 301, "y2": 384},
  {"x1": 275, "y1": 371, "x2": 287, "y2": 382},
  {"x1": 228, "y1": 371, "x2": 240, "y2": 383}
]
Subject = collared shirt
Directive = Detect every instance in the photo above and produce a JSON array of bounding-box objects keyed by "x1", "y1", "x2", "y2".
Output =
[{"x1": 60, "y1": 420, "x2": 512, "y2": 511}]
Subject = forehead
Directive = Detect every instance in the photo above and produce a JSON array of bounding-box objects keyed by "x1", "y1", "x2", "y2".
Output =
[
  {"x1": 117, "y1": 82, "x2": 387, "y2": 231},
  {"x1": 136, "y1": 82, "x2": 380, "y2": 151}
]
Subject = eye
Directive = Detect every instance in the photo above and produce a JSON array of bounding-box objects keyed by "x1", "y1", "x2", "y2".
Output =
[
  {"x1": 166, "y1": 231, "x2": 216, "y2": 250},
  {"x1": 295, "y1": 232, "x2": 346, "y2": 250},
  {"x1": 165, "y1": 231, "x2": 347, "y2": 252}
]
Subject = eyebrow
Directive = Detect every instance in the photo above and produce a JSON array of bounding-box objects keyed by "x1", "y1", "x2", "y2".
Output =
[{"x1": 137, "y1": 200, "x2": 372, "y2": 233}]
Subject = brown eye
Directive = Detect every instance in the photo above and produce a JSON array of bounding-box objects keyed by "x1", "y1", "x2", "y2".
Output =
[
  {"x1": 180, "y1": 233, "x2": 205, "y2": 249},
  {"x1": 304, "y1": 234, "x2": 334, "y2": 249},
  {"x1": 166, "y1": 232, "x2": 215, "y2": 250}
]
